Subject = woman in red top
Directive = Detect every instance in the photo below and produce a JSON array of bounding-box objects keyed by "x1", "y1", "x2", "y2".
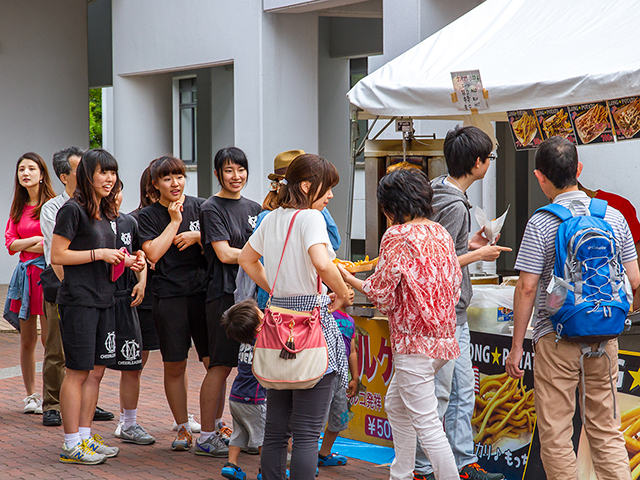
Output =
[
  {"x1": 339, "y1": 168, "x2": 462, "y2": 480},
  {"x1": 5, "y1": 152, "x2": 56, "y2": 413}
]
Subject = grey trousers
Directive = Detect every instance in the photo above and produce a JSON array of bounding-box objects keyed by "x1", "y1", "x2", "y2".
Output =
[{"x1": 261, "y1": 373, "x2": 335, "y2": 480}]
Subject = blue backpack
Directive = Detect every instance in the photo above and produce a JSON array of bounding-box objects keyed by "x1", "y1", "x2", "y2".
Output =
[
  {"x1": 537, "y1": 198, "x2": 632, "y2": 421},
  {"x1": 539, "y1": 198, "x2": 632, "y2": 341}
]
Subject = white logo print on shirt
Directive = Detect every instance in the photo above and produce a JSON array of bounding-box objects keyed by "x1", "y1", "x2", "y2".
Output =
[
  {"x1": 189, "y1": 220, "x2": 200, "y2": 232},
  {"x1": 248, "y1": 215, "x2": 257, "y2": 230},
  {"x1": 120, "y1": 232, "x2": 131, "y2": 246},
  {"x1": 110, "y1": 220, "x2": 117, "y2": 235}
]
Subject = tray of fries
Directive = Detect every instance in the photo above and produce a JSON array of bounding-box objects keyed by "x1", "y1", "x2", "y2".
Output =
[{"x1": 333, "y1": 256, "x2": 378, "y2": 273}]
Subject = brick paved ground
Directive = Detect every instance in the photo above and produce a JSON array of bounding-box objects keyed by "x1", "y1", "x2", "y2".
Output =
[{"x1": 0, "y1": 333, "x2": 389, "y2": 479}]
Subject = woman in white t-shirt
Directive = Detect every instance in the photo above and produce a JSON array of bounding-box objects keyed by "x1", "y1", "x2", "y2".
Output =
[{"x1": 239, "y1": 153, "x2": 349, "y2": 480}]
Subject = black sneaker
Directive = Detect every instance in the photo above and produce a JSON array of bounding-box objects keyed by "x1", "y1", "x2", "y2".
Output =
[
  {"x1": 43, "y1": 409, "x2": 62, "y2": 426},
  {"x1": 93, "y1": 406, "x2": 115, "y2": 421},
  {"x1": 459, "y1": 463, "x2": 505, "y2": 480}
]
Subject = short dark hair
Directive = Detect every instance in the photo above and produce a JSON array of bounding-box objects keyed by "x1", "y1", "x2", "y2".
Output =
[
  {"x1": 214, "y1": 147, "x2": 249, "y2": 190},
  {"x1": 443, "y1": 126, "x2": 493, "y2": 178},
  {"x1": 221, "y1": 299, "x2": 261, "y2": 345},
  {"x1": 276, "y1": 154, "x2": 339, "y2": 209},
  {"x1": 377, "y1": 168, "x2": 434, "y2": 225},
  {"x1": 535, "y1": 136, "x2": 579, "y2": 189},
  {"x1": 52, "y1": 146, "x2": 84, "y2": 180}
]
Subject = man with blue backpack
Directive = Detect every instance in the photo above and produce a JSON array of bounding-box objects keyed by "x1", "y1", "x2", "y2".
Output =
[{"x1": 506, "y1": 136, "x2": 640, "y2": 480}]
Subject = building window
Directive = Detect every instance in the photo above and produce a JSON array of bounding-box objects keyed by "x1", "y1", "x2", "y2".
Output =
[{"x1": 179, "y1": 78, "x2": 197, "y2": 163}]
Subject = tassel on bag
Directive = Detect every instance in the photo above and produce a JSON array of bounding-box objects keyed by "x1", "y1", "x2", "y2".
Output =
[{"x1": 280, "y1": 320, "x2": 297, "y2": 359}]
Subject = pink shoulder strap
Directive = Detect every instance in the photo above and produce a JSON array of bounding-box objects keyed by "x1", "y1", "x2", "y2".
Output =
[{"x1": 268, "y1": 210, "x2": 321, "y2": 299}]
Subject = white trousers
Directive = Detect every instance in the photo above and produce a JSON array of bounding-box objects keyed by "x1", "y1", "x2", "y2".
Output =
[{"x1": 385, "y1": 353, "x2": 459, "y2": 480}]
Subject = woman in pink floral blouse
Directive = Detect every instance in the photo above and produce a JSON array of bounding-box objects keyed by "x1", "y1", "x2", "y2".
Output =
[{"x1": 339, "y1": 168, "x2": 462, "y2": 480}]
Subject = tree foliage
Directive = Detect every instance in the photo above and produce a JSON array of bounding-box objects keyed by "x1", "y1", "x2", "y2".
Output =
[{"x1": 89, "y1": 88, "x2": 102, "y2": 149}]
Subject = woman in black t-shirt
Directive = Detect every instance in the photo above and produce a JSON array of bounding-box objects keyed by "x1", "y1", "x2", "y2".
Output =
[
  {"x1": 52, "y1": 149, "x2": 144, "y2": 465},
  {"x1": 138, "y1": 156, "x2": 208, "y2": 452},
  {"x1": 197, "y1": 147, "x2": 260, "y2": 454}
]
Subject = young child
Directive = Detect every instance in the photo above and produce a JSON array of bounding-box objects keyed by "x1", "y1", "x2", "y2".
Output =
[
  {"x1": 220, "y1": 299, "x2": 267, "y2": 480},
  {"x1": 318, "y1": 284, "x2": 358, "y2": 467}
]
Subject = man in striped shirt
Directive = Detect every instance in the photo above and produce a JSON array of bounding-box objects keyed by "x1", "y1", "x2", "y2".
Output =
[{"x1": 505, "y1": 137, "x2": 640, "y2": 480}]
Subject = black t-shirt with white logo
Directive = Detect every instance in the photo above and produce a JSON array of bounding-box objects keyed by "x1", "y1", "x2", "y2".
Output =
[
  {"x1": 115, "y1": 212, "x2": 141, "y2": 295},
  {"x1": 54, "y1": 199, "x2": 117, "y2": 308},
  {"x1": 200, "y1": 195, "x2": 260, "y2": 302},
  {"x1": 138, "y1": 196, "x2": 207, "y2": 298}
]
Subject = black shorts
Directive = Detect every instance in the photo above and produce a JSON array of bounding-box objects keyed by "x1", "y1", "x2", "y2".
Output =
[
  {"x1": 153, "y1": 294, "x2": 208, "y2": 363},
  {"x1": 137, "y1": 307, "x2": 160, "y2": 351},
  {"x1": 206, "y1": 294, "x2": 240, "y2": 368},
  {"x1": 107, "y1": 294, "x2": 143, "y2": 371},
  {"x1": 58, "y1": 304, "x2": 116, "y2": 371}
]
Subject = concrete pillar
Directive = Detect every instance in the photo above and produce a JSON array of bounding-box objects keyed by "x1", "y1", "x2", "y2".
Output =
[
  {"x1": 112, "y1": 73, "x2": 173, "y2": 212},
  {"x1": 260, "y1": 12, "x2": 320, "y2": 162},
  {"x1": 209, "y1": 65, "x2": 236, "y2": 195},
  {"x1": 196, "y1": 68, "x2": 213, "y2": 198},
  {"x1": 318, "y1": 17, "x2": 351, "y2": 258}
]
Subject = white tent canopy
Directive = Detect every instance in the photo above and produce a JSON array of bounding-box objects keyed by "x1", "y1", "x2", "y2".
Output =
[{"x1": 347, "y1": 0, "x2": 640, "y2": 120}]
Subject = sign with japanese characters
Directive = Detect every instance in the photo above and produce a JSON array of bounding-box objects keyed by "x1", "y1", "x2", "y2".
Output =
[
  {"x1": 451, "y1": 70, "x2": 488, "y2": 111},
  {"x1": 344, "y1": 316, "x2": 394, "y2": 448},
  {"x1": 470, "y1": 331, "x2": 536, "y2": 480},
  {"x1": 344, "y1": 314, "x2": 640, "y2": 479}
]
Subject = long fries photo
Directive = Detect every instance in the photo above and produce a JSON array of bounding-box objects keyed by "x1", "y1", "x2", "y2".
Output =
[
  {"x1": 472, "y1": 372, "x2": 536, "y2": 445},
  {"x1": 620, "y1": 405, "x2": 640, "y2": 479}
]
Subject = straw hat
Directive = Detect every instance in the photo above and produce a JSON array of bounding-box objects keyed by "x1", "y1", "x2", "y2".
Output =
[{"x1": 267, "y1": 149, "x2": 305, "y2": 181}]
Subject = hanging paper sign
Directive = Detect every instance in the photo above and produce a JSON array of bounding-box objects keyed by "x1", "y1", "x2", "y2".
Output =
[
  {"x1": 451, "y1": 70, "x2": 488, "y2": 111},
  {"x1": 534, "y1": 107, "x2": 576, "y2": 144},
  {"x1": 507, "y1": 110, "x2": 543, "y2": 150},
  {"x1": 568, "y1": 102, "x2": 614, "y2": 145},
  {"x1": 608, "y1": 96, "x2": 640, "y2": 141}
]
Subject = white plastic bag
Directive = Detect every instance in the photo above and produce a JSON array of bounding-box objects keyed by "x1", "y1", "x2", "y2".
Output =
[
  {"x1": 468, "y1": 285, "x2": 515, "y2": 333},
  {"x1": 469, "y1": 285, "x2": 515, "y2": 310}
]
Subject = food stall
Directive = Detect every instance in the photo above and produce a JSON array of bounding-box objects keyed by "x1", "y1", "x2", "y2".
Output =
[{"x1": 342, "y1": 0, "x2": 640, "y2": 478}]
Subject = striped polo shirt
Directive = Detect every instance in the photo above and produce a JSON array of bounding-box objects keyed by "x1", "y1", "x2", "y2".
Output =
[{"x1": 514, "y1": 190, "x2": 637, "y2": 343}]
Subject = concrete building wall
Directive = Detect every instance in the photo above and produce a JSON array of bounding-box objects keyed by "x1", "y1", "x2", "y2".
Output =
[
  {"x1": 0, "y1": 0, "x2": 88, "y2": 282},
  {"x1": 111, "y1": 0, "x2": 320, "y2": 213}
]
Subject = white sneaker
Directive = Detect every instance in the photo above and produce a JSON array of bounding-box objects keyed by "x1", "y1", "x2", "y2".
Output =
[
  {"x1": 85, "y1": 434, "x2": 119, "y2": 458},
  {"x1": 60, "y1": 440, "x2": 107, "y2": 465},
  {"x1": 114, "y1": 420, "x2": 124, "y2": 438},
  {"x1": 23, "y1": 393, "x2": 42, "y2": 414},
  {"x1": 172, "y1": 413, "x2": 201, "y2": 433}
]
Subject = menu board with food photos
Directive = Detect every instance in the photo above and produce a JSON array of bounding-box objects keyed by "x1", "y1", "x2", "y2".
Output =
[
  {"x1": 568, "y1": 102, "x2": 614, "y2": 145},
  {"x1": 507, "y1": 96, "x2": 640, "y2": 149},
  {"x1": 507, "y1": 110, "x2": 543, "y2": 150},
  {"x1": 608, "y1": 96, "x2": 640, "y2": 141},
  {"x1": 534, "y1": 107, "x2": 576, "y2": 144}
]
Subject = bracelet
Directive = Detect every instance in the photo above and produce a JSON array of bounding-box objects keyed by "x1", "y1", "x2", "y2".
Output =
[{"x1": 91, "y1": 250, "x2": 95, "y2": 262}]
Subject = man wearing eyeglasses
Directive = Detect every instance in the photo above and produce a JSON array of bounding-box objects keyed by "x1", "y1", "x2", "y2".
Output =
[{"x1": 413, "y1": 125, "x2": 510, "y2": 480}]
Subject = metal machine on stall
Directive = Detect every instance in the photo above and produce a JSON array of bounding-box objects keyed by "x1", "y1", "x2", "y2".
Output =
[{"x1": 362, "y1": 137, "x2": 446, "y2": 256}]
